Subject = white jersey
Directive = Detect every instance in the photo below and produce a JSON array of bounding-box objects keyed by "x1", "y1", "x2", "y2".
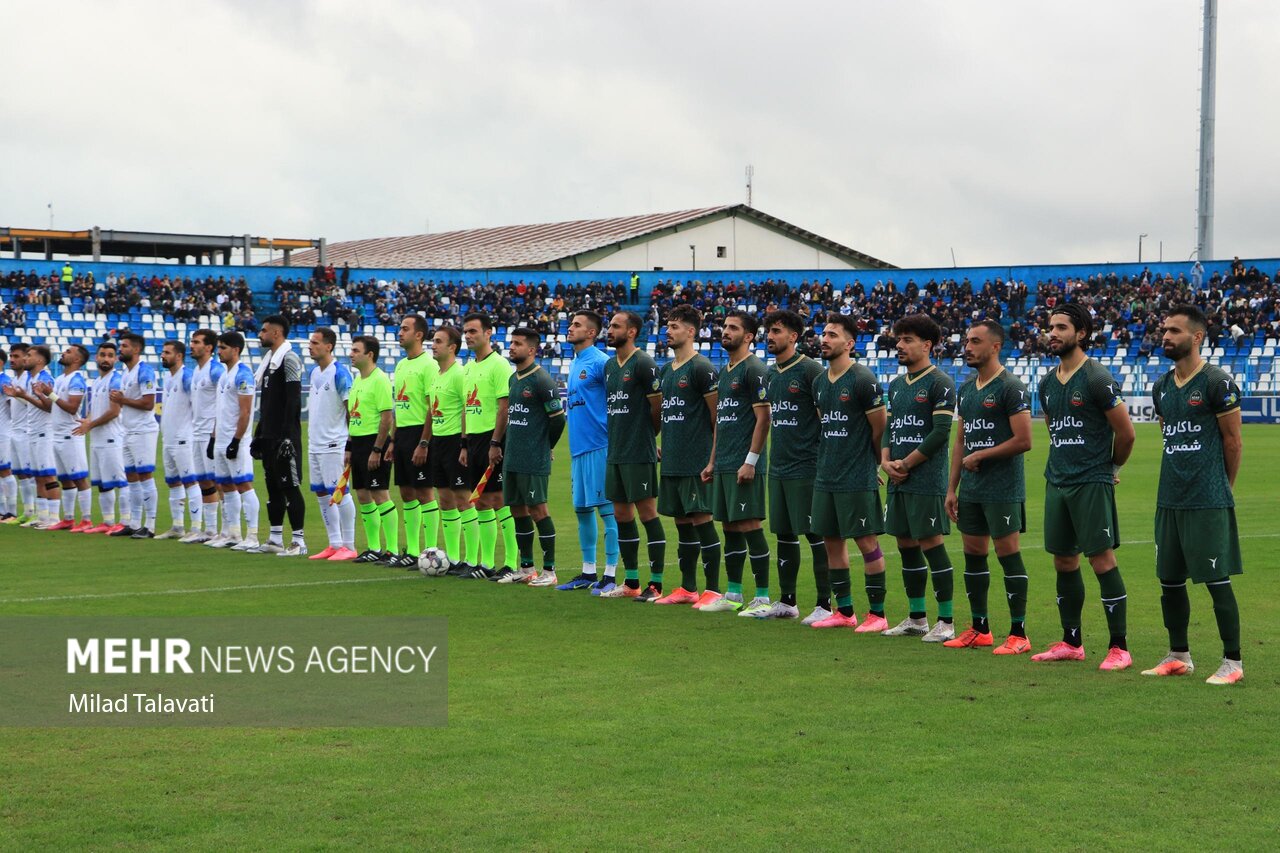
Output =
[
  {"x1": 87, "y1": 370, "x2": 125, "y2": 447},
  {"x1": 308, "y1": 361, "x2": 354, "y2": 448},
  {"x1": 161, "y1": 365, "x2": 195, "y2": 445},
  {"x1": 10, "y1": 372, "x2": 32, "y2": 435},
  {"x1": 190, "y1": 357, "x2": 225, "y2": 436},
  {"x1": 24, "y1": 367, "x2": 54, "y2": 436},
  {"x1": 0, "y1": 370, "x2": 13, "y2": 436},
  {"x1": 51, "y1": 369, "x2": 88, "y2": 434},
  {"x1": 215, "y1": 360, "x2": 256, "y2": 440},
  {"x1": 118, "y1": 361, "x2": 159, "y2": 434}
]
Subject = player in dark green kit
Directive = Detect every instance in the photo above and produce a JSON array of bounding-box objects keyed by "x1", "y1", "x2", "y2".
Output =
[
  {"x1": 600, "y1": 311, "x2": 667, "y2": 600},
  {"x1": 880, "y1": 314, "x2": 958, "y2": 642},
  {"x1": 498, "y1": 328, "x2": 565, "y2": 588},
  {"x1": 807, "y1": 313, "x2": 891, "y2": 631},
  {"x1": 1031, "y1": 303, "x2": 1136, "y2": 670},
  {"x1": 944, "y1": 320, "x2": 1034, "y2": 654},
  {"x1": 699, "y1": 310, "x2": 771, "y2": 615},
  {"x1": 1141, "y1": 305, "x2": 1245, "y2": 685},
  {"x1": 652, "y1": 305, "x2": 723, "y2": 607},
  {"x1": 762, "y1": 309, "x2": 831, "y2": 622}
]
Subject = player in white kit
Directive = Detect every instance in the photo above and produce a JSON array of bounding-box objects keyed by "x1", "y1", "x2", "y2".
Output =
[
  {"x1": 3, "y1": 344, "x2": 37, "y2": 523},
  {"x1": 157, "y1": 340, "x2": 201, "y2": 540},
  {"x1": 184, "y1": 329, "x2": 225, "y2": 543},
  {"x1": 44, "y1": 345, "x2": 93, "y2": 530},
  {"x1": 0, "y1": 348, "x2": 18, "y2": 522},
  {"x1": 10, "y1": 345, "x2": 59, "y2": 528},
  {"x1": 207, "y1": 331, "x2": 261, "y2": 550},
  {"x1": 305, "y1": 327, "x2": 358, "y2": 560},
  {"x1": 109, "y1": 332, "x2": 160, "y2": 538},
  {"x1": 75, "y1": 341, "x2": 128, "y2": 534}
]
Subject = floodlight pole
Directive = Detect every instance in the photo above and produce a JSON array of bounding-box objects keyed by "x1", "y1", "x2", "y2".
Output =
[{"x1": 1196, "y1": 0, "x2": 1217, "y2": 261}]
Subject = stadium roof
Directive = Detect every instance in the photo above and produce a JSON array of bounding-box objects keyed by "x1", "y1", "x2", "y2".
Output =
[
  {"x1": 263, "y1": 205, "x2": 894, "y2": 271},
  {"x1": 0, "y1": 227, "x2": 322, "y2": 264}
]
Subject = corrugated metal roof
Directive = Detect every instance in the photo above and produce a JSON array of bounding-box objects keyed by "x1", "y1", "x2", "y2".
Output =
[{"x1": 266, "y1": 205, "x2": 892, "y2": 270}]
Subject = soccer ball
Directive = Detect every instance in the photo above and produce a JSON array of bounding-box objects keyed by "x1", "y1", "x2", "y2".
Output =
[{"x1": 418, "y1": 548, "x2": 451, "y2": 577}]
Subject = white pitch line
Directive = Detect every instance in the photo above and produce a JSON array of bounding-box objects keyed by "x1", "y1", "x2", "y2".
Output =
[{"x1": 0, "y1": 575, "x2": 418, "y2": 605}]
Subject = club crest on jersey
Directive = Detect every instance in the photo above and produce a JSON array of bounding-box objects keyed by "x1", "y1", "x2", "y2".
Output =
[
  {"x1": 1070, "y1": 390, "x2": 1084, "y2": 407},
  {"x1": 914, "y1": 388, "x2": 928, "y2": 403},
  {"x1": 1189, "y1": 390, "x2": 1203, "y2": 407},
  {"x1": 522, "y1": 388, "x2": 533, "y2": 398},
  {"x1": 623, "y1": 371, "x2": 631, "y2": 383},
  {"x1": 578, "y1": 370, "x2": 587, "y2": 380},
  {"x1": 731, "y1": 380, "x2": 740, "y2": 390},
  {"x1": 788, "y1": 379, "x2": 801, "y2": 393},
  {"x1": 839, "y1": 389, "x2": 850, "y2": 402},
  {"x1": 983, "y1": 393, "x2": 997, "y2": 409},
  {"x1": 678, "y1": 378, "x2": 689, "y2": 389}
]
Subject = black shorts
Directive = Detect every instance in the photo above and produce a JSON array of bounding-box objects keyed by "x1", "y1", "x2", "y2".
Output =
[
  {"x1": 429, "y1": 433, "x2": 467, "y2": 490},
  {"x1": 466, "y1": 430, "x2": 505, "y2": 495},
  {"x1": 349, "y1": 434, "x2": 391, "y2": 492},
  {"x1": 392, "y1": 425, "x2": 431, "y2": 488}
]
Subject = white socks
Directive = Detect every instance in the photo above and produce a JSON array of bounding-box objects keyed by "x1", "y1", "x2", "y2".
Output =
[
  {"x1": 241, "y1": 489, "x2": 260, "y2": 538},
  {"x1": 338, "y1": 494, "x2": 356, "y2": 550},
  {"x1": 185, "y1": 485, "x2": 202, "y2": 528},
  {"x1": 0, "y1": 474, "x2": 15, "y2": 515},
  {"x1": 317, "y1": 494, "x2": 341, "y2": 549},
  {"x1": 221, "y1": 490, "x2": 241, "y2": 537},
  {"x1": 140, "y1": 478, "x2": 158, "y2": 529},
  {"x1": 99, "y1": 489, "x2": 117, "y2": 525}
]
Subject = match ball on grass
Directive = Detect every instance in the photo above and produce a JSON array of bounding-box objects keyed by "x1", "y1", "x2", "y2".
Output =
[{"x1": 418, "y1": 548, "x2": 451, "y2": 576}]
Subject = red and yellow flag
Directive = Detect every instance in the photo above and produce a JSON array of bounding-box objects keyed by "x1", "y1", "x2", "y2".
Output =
[
  {"x1": 330, "y1": 464, "x2": 352, "y2": 505},
  {"x1": 469, "y1": 464, "x2": 494, "y2": 504}
]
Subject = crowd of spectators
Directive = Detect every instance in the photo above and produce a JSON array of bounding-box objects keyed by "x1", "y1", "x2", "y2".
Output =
[{"x1": 0, "y1": 267, "x2": 257, "y2": 331}]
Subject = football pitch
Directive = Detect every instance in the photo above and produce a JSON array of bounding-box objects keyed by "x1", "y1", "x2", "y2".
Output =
[{"x1": 1, "y1": 422, "x2": 1277, "y2": 850}]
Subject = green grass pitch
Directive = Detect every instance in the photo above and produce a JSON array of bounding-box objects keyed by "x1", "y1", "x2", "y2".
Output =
[{"x1": 1, "y1": 422, "x2": 1277, "y2": 849}]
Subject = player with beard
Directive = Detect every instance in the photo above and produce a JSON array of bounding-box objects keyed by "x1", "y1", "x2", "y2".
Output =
[
  {"x1": 1031, "y1": 303, "x2": 1136, "y2": 670},
  {"x1": 944, "y1": 321, "x2": 1034, "y2": 654}
]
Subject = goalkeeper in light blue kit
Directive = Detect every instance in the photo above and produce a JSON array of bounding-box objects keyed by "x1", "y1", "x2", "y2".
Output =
[{"x1": 556, "y1": 309, "x2": 621, "y2": 593}]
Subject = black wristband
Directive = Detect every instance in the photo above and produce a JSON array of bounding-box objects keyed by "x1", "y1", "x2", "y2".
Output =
[
  {"x1": 372, "y1": 445, "x2": 383, "y2": 454},
  {"x1": 490, "y1": 439, "x2": 502, "y2": 447}
]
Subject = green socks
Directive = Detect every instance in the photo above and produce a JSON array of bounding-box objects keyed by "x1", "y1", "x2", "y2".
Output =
[
  {"x1": 923, "y1": 543, "x2": 954, "y2": 621},
  {"x1": 829, "y1": 567, "x2": 853, "y2": 616},
  {"x1": 442, "y1": 508, "x2": 462, "y2": 563},
  {"x1": 378, "y1": 500, "x2": 399, "y2": 554},
  {"x1": 865, "y1": 571, "x2": 886, "y2": 616},
  {"x1": 514, "y1": 515, "x2": 536, "y2": 567},
  {"x1": 696, "y1": 520, "x2": 721, "y2": 592},
  {"x1": 962, "y1": 552, "x2": 990, "y2": 630},
  {"x1": 402, "y1": 500, "x2": 421, "y2": 556},
  {"x1": 1207, "y1": 579, "x2": 1241, "y2": 660},
  {"x1": 900, "y1": 545, "x2": 928, "y2": 618},
  {"x1": 642, "y1": 516, "x2": 666, "y2": 584},
  {"x1": 1096, "y1": 566, "x2": 1127, "y2": 648},
  {"x1": 478, "y1": 507, "x2": 498, "y2": 568},
  {"x1": 677, "y1": 526, "x2": 700, "y2": 592},
  {"x1": 745, "y1": 528, "x2": 770, "y2": 598},
  {"x1": 498, "y1": 505, "x2": 517, "y2": 570},
  {"x1": 1160, "y1": 581, "x2": 1191, "y2": 651},
  {"x1": 535, "y1": 515, "x2": 556, "y2": 568},
  {"x1": 1057, "y1": 569, "x2": 1086, "y2": 646},
  {"x1": 723, "y1": 529, "x2": 747, "y2": 588},
  {"x1": 422, "y1": 500, "x2": 439, "y2": 550},
  {"x1": 807, "y1": 534, "x2": 830, "y2": 607},
  {"x1": 618, "y1": 519, "x2": 640, "y2": 586},
  {"x1": 998, "y1": 552, "x2": 1028, "y2": 635},
  {"x1": 360, "y1": 501, "x2": 381, "y2": 551},
  {"x1": 461, "y1": 505, "x2": 480, "y2": 565}
]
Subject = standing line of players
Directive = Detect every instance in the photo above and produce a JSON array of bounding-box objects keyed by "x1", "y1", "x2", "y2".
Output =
[{"x1": 0, "y1": 302, "x2": 1245, "y2": 684}]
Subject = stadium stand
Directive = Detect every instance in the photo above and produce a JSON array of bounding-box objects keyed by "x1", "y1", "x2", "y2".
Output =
[{"x1": 4, "y1": 258, "x2": 1280, "y2": 415}]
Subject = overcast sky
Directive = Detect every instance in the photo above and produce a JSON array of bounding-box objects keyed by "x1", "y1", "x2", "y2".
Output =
[{"x1": 2, "y1": 0, "x2": 1276, "y2": 268}]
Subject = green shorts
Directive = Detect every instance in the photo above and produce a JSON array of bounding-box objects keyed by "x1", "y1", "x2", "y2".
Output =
[
  {"x1": 711, "y1": 471, "x2": 767, "y2": 523},
  {"x1": 810, "y1": 489, "x2": 883, "y2": 540},
  {"x1": 503, "y1": 471, "x2": 549, "y2": 507},
  {"x1": 769, "y1": 477, "x2": 814, "y2": 536},
  {"x1": 1043, "y1": 482, "x2": 1120, "y2": 557},
  {"x1": 1155, "y1": 506, "x2": 1242, "y2": 584},
  {"x1": 884, "y1": 491, "x2": 950, "y2": 540},
  {"x1": 658, "y1": 474, "x2": 711, "y2": 518},
  {"x1": 605, "y1": 462, "x2": 657, "y2": 504},
  {"x1": 956, "y1": 500, "x2": 1026, "y2": 539}
]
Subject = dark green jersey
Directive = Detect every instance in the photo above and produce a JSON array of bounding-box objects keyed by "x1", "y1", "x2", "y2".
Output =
[
  {"x1": 886, "y1": 365, "x2": 955, "y2": 496},
  {"x1": 505, "y1": 365, "x2": 563, "y2": 475},
  {"x1": 813, "y1": 363, "x2": 884, "y2": 493},
  {"x1": 957, "y1": 369, "x2": 1031, "y2": 503},
  {"x1": 658, "y1": 353, "x2": 717, "y2": 476},
  {"x1": 767, "y1": 353, "x2": 825, "y2": 480},
  {"x1": 713, "y1": 354, "x2": 770, "y2": 474},
  {"x1": 1038, "y1": 358, "x2": 1124, "y2": 487},
  {"x1": 606, "y1": 349, "x2": 660, "y2": 464},
  {"x1": 1152, "y1": 362, "x2": 1241, "y2": 509}
]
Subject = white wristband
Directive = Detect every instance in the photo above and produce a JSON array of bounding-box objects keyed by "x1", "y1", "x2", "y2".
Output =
[
  {"x1": 47, "y1": 391, "x2": 59, "y2": 402},
  {"x1": 745, "y1": 451, "x2": 760, "y2": 466}
]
